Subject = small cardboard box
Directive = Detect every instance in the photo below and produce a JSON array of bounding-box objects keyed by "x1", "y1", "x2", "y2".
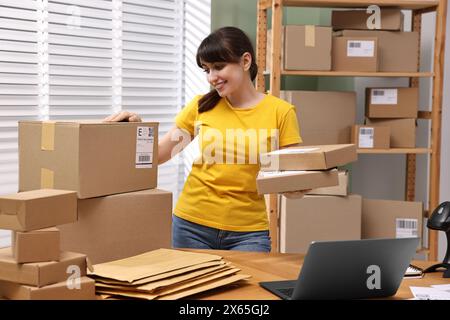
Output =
[
  {"x1": 0, "y1": 276, "x2": 95, "y2": 300},
  {"x1": 366, "y1": 87, "x2": 418, "y2": 118},
  {"x1": 340, "y1": 30, "x2": 419, "y2": 72},
  {"x1": 260, "y1": 144, "x2": 357, "y2": 171},
  {"x1": 58, "y1": 189, "x2": 172, "y2": 264},
  {"x1": 280, "y1": 194, "x2": 362, "y2": 253},
  {"x1": 0, "y1": 248, "x2": 87, "y2": 287},
  {"x1": 366, "y1": 118, "x2": 416, "y2": 148},
  {"x1": 362, "y1": 198, "x2": 423, "y2": 248},
  {"x1": 306, "y1": 170, "x2": 349, "y2": 196},
  {"x1": 0, "y1": 189, "x2": 77, "y2": 232},
  {"x1": 351, "y1": 125, "x2": 390, "y2": 149},
  {"x1": 332, "y1": 36, "x2": 378, "y2": 72},
  {"x1": 267, "y1": 25, "x2": 332, "y2": 71},
  {"x1": 19, "y1": 121, "x2": 158, "y2": 199},
  {"x1": 256, "y1": 169, "x2": 339, "y2": 195},
  {"x1": 332, "y1": 8, "x2": 404, "y2": 31},
  {"x1": 280, "y1": 90, "x2": 356, "y2": 145},
  {"x1": 12, "y1": 227, "x2": 60, "y2": 263}
]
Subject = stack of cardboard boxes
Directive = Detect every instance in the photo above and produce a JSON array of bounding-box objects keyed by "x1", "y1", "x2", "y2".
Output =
[
  {"x1": 0, "y1": 189, "x2": 95, "y2": 299},
  {"x1": 17, "y1": 121, "x2": 173, "y2": 265}
]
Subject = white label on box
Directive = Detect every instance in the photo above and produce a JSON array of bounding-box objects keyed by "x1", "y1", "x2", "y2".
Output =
[
  {"x1": 136, "y1": 126, "x2": 154, "y2": 168},
  {"x1": 347, "y1": 40, "x2": 375, "y2": 57},
  {"x1": 267, "y1": 148, "x2": 319, "y2": 155},
  {"x1": 259, "y1": 170, "x2": 308, "y2": 178},
  {"x1": 371, "y1": 89, "x2": 398, "y2": 105},
  {"x1": 396, "y1": 218, "x2": 418, "y2": 238},
  {"x1": 358, "y1": 127, "x2": 374, "y2": 148}
]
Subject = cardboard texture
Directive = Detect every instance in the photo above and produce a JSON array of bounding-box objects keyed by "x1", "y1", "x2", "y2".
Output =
[
  {"x1": 0, "y1": 189, "x2": 77, "y2": 232},
  {"x1": 332, "y1": 8, "x2": 404, "y2": 31},
  {"x1": 340, "y1": 30, "x2": 419, "y2": 72},
  {"x1": 366, "y1": 87, "x2": 419, "y2": 118},
  {"x1": 362, "y1": 198, "x2": 423, "y2": 248},
  {"x1": 19, "y1": 121, "x2": 158, "y2": 199},
  {"x1": 0, "y1": 248, "x2": 87, "y2": 287},
  {"x1": 351, "y1": 125, "x2": 390, "y2": 149},
  {"x1": 0, "y1": 276, "x2": 96, "y2": 300},
  {"x1": 267, "y1": 25, "x2": 332, "y2": 71},
  {"x1": 366, "y1": 118, "x2": 416, "y2": 148},
  {"x1": 12, "y1": 227, "x2": 60, "y2": 263},
  {"x1": 332, "y1": 36, "x2": 378, "y2": 72},
  {"x1": 280, "y1": 90, "x2": 356, "y2": 145},
  {"x1": 306, "y1": 170, "x2": 349, "y2": 196},
  {"x1": 260, "y1": 144, "x2": 357, "y2": 171},
  {"x1": 58, "y1": 189, "x2": 172, "y2": 265},
  {"x1": 280, "y1": 195, "x2": 362, "y2": 254},
  {"x1": 256, "y1": 169, "x2": 339, "y2": 195}
]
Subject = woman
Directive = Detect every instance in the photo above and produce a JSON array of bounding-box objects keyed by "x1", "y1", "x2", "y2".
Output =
[{"x1": 105, "y1": 26, "x2": 305, "y2": 252}]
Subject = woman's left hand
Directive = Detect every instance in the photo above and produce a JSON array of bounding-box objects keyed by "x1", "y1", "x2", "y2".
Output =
[{"x1": 281, "y1": 189, "x2": 312, "y2": 199}]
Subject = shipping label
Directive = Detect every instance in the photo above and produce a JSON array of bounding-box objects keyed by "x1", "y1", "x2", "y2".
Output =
[
  {"x1": 136, "y1": 126, "x2": 154, "y2": 168},
  {"x1": 371, "y1": 89, "x2": 398, "y2": 105},
  {"x1": 396, "y1": 218, "x2": 418, "y2": 238},
  {"x1": 347, "y1": 40, "x2": 375, "y2": 57},
  {"x1": 358, "y1": 127, "x2": 374, "y2": 148}
]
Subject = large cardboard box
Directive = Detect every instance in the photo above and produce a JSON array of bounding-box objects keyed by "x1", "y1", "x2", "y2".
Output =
[
  {"x1": 362, "y1": 199, "x2": 423, "y2": 248},
  {"x1": 366, "y1": 87, "x2": 418, "y2": 118},
  {"x1": 332, "y1": 8, "x2": 404, "y2": 31},
  {"x1": 267, "y1": 25, "x2": 332, "y2": 71},
  {"x1": 58, "y1": 189, "x2": 172, "y2": 264},
  {"x1": 351, "y1": 125, "x2": 390, "y2": 149},
  {"x1": 0, "y1": 276, "x2": 95, "y2": 300},
  {"x1": 340, "y1": 30, "x2": 419, "y2": 72},
  {"x1": 366, "y1": 118, "x2": 416, "y2": 148},
  {"x1": 0, "y1": 248, "x2": 87, "y2": 287},
  {"x1": 0, "y1": 189, "x2": 77, "y2": 231},
  {"x1": 306, "y1": 170, "x2": 349, "y2": 196},
  {"x1": 332, "y1": 36, "x2": 378, "y2": 72},
  {"x1": 280, "y1": 194, "x2": 362, "y2": 253},
  {"x1": 260, "y1": 144, "x2": 357, "y2": 171},
  {"x1": 12, "y1": 227, "x2": 60, "y2": 263},
  {"x1": 280, "y1": 90, "x2": 356, "y2": 145},
  {"x1": 256, "y1": 169, "x2": 339, "y2": 195},
  {"x1": 19, "y1": 121, "x2": 158, "y2": 199}
]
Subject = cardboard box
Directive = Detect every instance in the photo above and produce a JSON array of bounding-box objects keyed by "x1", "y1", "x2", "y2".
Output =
[
  {"x1": 332, "y1": 36, "x2": 378, "y2": 72},
  {"x1": 340, "y1": 30, "x2": 419, "y2": 72},
  {"x1": 267, "y1": 25, "x2": 332, "y2": 71},
  {"x1": 12, "y1": 227, "x2": 60, "y2": 263},
  {"x1": 332, "y1": 8, "x2": 404, "y2": 31},
  {"x1": 280, "y1": 90, "x2": 356, "y2": 145},
  {"x1": 0, "y1": 276, "x2": 95, "y2": 300},
  {"x1": 306, "y1": 170, "x2": 349, "y2": 196},
  {"x1": 256, "y1": 169, "x2": 339, "y2": 195},
  {"x1": 280, "y1": 194, "x2": 362, "y2": 253},
  {"x1": 260, "y1": 144, "x2": 357, "y2": 171},
  {"x1": 351, "y1": 125, "x2": 390, "y2": 149},
  {"x1": 365, "y1": 118, "x2": 416, "y2": 148},
  {"x1": 58, "y1": 189, "x2": 172, "y2": 264},
  {"x1": 0, "y1": 189, "x2": 77, "y2": 232},
  {"x1": 366, "y1": 87, "x2": 418, "y2": 118},
  {"x1": 19, "y1": 121, "x2": 158, "y2": 199},
  {"x1": 0, "y1": 248, "x2": 87, "y2": 287},
  {"x1": 362, "y1": 198, "x2": 423, "y2": 248}
]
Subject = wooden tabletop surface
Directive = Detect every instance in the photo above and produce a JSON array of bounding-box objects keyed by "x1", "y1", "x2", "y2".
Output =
[{"x1": 184, "y1": 249, "x2": 450, "y2": 300}]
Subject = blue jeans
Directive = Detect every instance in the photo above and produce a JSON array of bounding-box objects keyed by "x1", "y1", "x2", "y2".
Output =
[{"x1": 172, "y1": 214, "x2": 271, "y2": 252}]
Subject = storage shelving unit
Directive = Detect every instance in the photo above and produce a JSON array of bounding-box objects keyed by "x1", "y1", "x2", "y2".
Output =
[{"x1": 256, "y1": 0, "x2": 447, "y2": 260}]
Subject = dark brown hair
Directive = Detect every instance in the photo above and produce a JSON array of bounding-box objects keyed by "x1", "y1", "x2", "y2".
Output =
[{"x1": 196, "y1": 26, "x2": 258, "y2": 113}]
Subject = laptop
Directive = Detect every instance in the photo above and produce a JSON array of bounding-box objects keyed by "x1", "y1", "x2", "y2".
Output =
[{"x1": 260, "y1": 237, "x2": 419, "y2": 300}]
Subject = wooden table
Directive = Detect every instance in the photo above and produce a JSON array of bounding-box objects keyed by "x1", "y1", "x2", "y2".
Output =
[{"x1": 185, "y1": 249, "x2": 450, "y2": 300}]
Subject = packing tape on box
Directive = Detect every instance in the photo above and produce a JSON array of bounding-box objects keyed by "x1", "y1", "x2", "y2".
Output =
[
  {"x1": 41, "y1": 168, "x2": 54, "y2": 189},
  {"x1": 305, "y1": 25, "x2": 315, "y2": 47},
  {"x1": 41, "y1": 121, "x2": 56, "y2": 151}
]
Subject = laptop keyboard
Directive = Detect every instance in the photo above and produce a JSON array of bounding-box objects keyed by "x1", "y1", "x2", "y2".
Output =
[{"x1": 278, "y1": 287, "x2": 294, "y2": 298}]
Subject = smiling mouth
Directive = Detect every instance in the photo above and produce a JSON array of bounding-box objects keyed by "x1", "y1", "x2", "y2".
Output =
[{"x1": 215, "y1": 81, "x2": 227, "y2": 90}]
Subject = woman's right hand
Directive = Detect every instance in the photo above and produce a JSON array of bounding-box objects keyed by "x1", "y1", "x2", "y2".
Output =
[{"x1": 103, "y1": 111, "x2": 142, "y2": 122}]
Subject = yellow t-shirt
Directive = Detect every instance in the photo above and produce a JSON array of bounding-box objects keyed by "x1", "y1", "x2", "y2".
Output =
[{"x1": 174, "y1": 94, "x2": 302, "y2": 232}]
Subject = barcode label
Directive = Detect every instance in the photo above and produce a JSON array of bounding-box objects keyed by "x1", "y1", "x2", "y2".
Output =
[
  {"x1": 371, "y1": 88, "x2": 398, "y2": 105},
  {"x1": 347, "y1": 40, "x2": 375, "y2": 57},
  {"x1": 358, "y1": 127, "x2": 374, "y2": 148},
  {"x1": 396, "y1": 218, "x2": 418, "y2": 238},
  {"x1": 136, "y1": 126, "x2": 154, "y2": 168}
]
